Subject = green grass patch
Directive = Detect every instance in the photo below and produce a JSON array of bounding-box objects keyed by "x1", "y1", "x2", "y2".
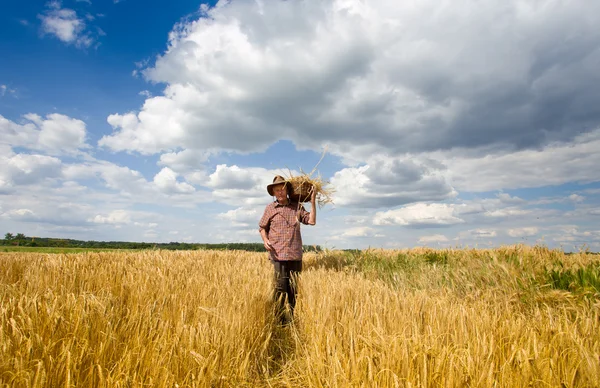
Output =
[
  {"x1": 423, "y1": 251, "x2": 449, "y2": 266},
  {"x1": 545, "y1": 263, "x2": 600, "y2": 295}
]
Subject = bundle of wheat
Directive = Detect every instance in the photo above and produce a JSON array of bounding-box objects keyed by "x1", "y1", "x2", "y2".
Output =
[
  {"x1": 286, "y1": 172, "x2": 334, "y2": 207},
  {"x1": 274, "y1": 147, "x2": 335, "y2": 207}
]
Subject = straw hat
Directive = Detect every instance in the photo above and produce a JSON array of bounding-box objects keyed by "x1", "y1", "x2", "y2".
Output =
[{"x1": 267, "y1": 175, "x2": 290, "y2": 196}]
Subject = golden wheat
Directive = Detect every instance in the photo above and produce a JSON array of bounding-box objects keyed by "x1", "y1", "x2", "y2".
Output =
[{"x1": 1, "y1": 246, "x2": 598, "y2": 387}]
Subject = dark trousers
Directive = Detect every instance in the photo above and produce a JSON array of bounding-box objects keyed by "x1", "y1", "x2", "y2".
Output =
[{"x1": 272, "y1": 260, "x2": 302, "y2": 323}]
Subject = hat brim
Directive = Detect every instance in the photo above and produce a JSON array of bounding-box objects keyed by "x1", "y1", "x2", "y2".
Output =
[{"x1": 267, "y1": 180, "x2": 290, "y2": 196}]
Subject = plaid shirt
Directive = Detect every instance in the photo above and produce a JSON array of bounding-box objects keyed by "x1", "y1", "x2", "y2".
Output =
[{"x1": 259, "y1": 200, "x2": 311, "y2": 261}]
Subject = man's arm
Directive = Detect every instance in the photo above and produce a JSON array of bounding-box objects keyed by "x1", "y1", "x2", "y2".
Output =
[
  {"x1": 259, "y1": 205, "x2": 274, "y2": 252},
  {"x1": 308, "y1": 187, "x2": 317, "y2": 225},
  {"x1": 260, "y1": 228, "x2": 274, "y2": 252}
]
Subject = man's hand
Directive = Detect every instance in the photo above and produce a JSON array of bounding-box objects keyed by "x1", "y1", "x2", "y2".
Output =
[
  {"x1": 264, "y1": 239, "x2": 274, "y2": 252},
  {"x1": 310, "y1": 185, "x2": 317, "y2": 203}
]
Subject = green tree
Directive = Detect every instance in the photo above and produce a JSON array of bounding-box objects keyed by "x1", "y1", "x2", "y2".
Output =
[
  {"x1": 4, "y1": 233, "x2": 14, "y2": 241},
  {"x1": 15, "y1": 233, "x2": 26, "y2": 240}
]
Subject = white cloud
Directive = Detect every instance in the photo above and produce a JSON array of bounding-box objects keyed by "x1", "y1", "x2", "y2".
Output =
[
  {"x1": 1, "y1": 115, "x2": 39, "y2": 149},
  {"x1": 207, "y1": 164, "x2": 261, "y2": 190},
  {"x1": 497, "y1": 193, "x2": 525, "y2": 205},
  {"x1": 454, "y1": 202, "x2": 486, "y2": 216},
  {"x1": 62, "y1": 159, "x2": 214, "y2": 206},
  {"x1": 90, "y1": 210, "x2": 131, "y2": 224},
  {"x1": 507, "y1": 227, "x2": 539, "y2": 238},
  {"x1": 1, "y1": 113, "x2": 88, "y2": 155},
  {"x1": 38, "y1": 2, "x2": 93, "y2": 48},
  {"x1": 205, "y1": 165, "x2": 285, "y2": 206},
  {"x1": 343, "y1": 215, "x2": 369, "y2": 225},
  {"x1": 217, "y1": 207, "x2": 259, "y2": 227},
  {"x1": 552, "y1": 226, "x2": 600, "y2": 245},
  {"x1": 418, "y1": 234, "x2": 449, "y2": 244},
  {"x1": 158, "y1": 149, "x2": 209, "y2": 174},
  {"x1": 94, "y1": 0, "x2": 600, "y2": 214},
  {"x1": 99, "y1": 0, "x2": 600, "y2": 164},
  {"x1": 27, "y1": 113, "x2": 88, "y2": 153},
  {"x1": 331, "y1": 156, "x2": 456, "y2": 208},
  {"x1": 1, "y1": 200, "x2": 94, "y2": 227},
  {"x1": 569, "y1": 194, "x2": 585, "y2": 203},
  {"x1": 153, "y1": 167, "x2": 195, "y2": 194},
  {"x1": 0, "y1": 85, "x2": 16, "y2": 97},
  {"x1": 341, "y1": 227, "x2": 377, "y2": 238},
  {"x1": 7, "y1": 209, "x2": 36, "y2": 218},
  {"x1": 0, "y1": 153, "x2": 62, "y2": 191},
  {"x1": 440, "y1": 130, "x2": 600, "y2": 192},
  {"x1": 458, "y1": 229, "x2": 498, "y2": 239},
  {"x1": 373, "y1": 203, "x2": 464, "y2": 227},
  {"x1": 63, "y1": 161, "x2": 149, "y2": 195},
  {"x1": 484, "y1": 208, "x2": 532, "y2": 218}
]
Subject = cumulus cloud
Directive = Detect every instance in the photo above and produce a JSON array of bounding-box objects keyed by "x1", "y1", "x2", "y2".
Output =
[
  {"x1": 552, "y1": 226, "x2": 600, "y2": 245},
  {"x1": 62, "y1": 159, "x2": 214, "y2": 206},
  {"x1": 331, "y1": 156, "x2": 456, "y2": 208},
  {"x1": 439, "y1": 130, "x2": 600, "y2": 192},
  {"x1": 373, "y1": 203, "x2": 464, "y2": 227},
  {"x1": 0, "y1": 153, "x2": 62, "y2": 192},
  {"x1": 497, "y1": 193, "x2": 526, "y2": 205},
  {"x1": 93, "y1": 0, "x2": 600, "y2": 213},
  {"x1": 454, "y1": 203, "x2": 486, "y2": 216},
  {"x1": 343, "y1": 215, "x2": 369, "y2": 225},
  {"x1": 99, "y1": 0, "x2": 600, "y2": 162},
  {"x1": 484, "y1": 208, "x2": 532, "y2": 218},
  {"x1": 1, "y1": 202, "x2": 93, "y2": 226},
  {"x1": 38, "y1": 1, "x2": 94, "y2": 48},
  {"x1": 507, "y1": 227, "x2": 539, "y2": 238},
  {"x1": 63, "y1": 161, "x2": 151, "y2": 195},
  {"x1": 217, "y1": 207, "x2": 259, "y2": 227},
  {"x1": 458, "y1": 229, "x2": 498, "y2": 239},
  {"x1": 153, "y1": 167, "x2": 195, "y2": 194},
  {"x1": 418, "y1": 234, "x2": 449, "y2": 244},
  {"x1": 206, "y1": 164, "x2": 259, "y2": 190},
  {"x1": 569, "y1": 194, "x2": 585, "y2": 203},
  {"x1": 341, "y1": 227, "x2": 378, "y2": 238},
  {"x1": 90, "y1": 209, "x2": 131, "y2": 224},
  {"x1": 1, "y1": 113, "x2": 88, "y2": 154},
  {"x1": 206, "y1": 165, "x2": 284, "y2": 206}
]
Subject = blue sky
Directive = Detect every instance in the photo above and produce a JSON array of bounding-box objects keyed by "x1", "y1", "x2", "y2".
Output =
[{"x1": 1, "y1": 0, "x2": 600, "y2": 250}]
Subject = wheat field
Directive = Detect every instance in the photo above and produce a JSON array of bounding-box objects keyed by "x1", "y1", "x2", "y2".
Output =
[{"x1": 1, "y1": 246, "x2": 599, "y2": 387}]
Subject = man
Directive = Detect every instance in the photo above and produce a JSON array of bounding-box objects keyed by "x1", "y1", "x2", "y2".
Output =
[{"x1": 259, "y1": 175, "x2": 317, "y2": 324}]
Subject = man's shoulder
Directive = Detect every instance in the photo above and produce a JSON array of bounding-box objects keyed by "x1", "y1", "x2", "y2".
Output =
[{"x1": 264, "y1": 201, "x2": 278, "y2": 210}]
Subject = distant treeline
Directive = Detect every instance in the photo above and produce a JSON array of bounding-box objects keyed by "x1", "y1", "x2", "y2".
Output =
[{"x1": 2, "y1": 233, "x2": 322, "y2": 252}]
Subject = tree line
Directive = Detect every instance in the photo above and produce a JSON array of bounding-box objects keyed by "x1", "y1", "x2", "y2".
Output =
[{"x1": 2, "y1": 233, "x2": 322, "y2": 252}]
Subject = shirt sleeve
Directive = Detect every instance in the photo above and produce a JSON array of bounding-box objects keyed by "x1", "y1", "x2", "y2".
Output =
[{"x1": 258, "y1": 205, "x2": 272, "y2": 232}]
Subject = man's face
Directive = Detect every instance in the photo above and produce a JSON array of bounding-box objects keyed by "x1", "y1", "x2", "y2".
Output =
[{"x1": 272, "y1": 183, "x2": 288, "y2": 202}]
